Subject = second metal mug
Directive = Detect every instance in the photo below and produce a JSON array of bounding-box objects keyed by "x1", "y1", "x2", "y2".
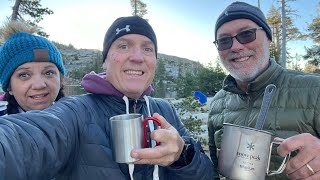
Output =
[{"x1": 218, "y1": 123, "x2": 291, "y2": 180}]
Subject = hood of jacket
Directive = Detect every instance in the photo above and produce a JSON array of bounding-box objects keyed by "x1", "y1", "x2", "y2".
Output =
[{"x1": 80, "y1": 71, "x2": 154, "y2": 98}]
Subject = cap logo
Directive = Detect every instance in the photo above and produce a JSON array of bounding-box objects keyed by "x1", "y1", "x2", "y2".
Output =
[
  {"x1": 224, "y1": 10, "x2": 229, "y2": 16},
  {"x1": 116, "y1": 25, "x2": 130, "y2": 35},
  {"x1": 33, "y1": 49, "x2": 49, "y2": 62}
]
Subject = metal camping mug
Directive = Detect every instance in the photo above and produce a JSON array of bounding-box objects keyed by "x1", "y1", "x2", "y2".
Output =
[
  {"x1": 110, "y1": 114, "x2": 161, "y2": 163},
  {"x1": 218, "y1": 123, "x2": 291, "y2": 180}
]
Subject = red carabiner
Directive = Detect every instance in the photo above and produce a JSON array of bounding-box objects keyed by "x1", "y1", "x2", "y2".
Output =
[{"x1": 143, "y1": 117, "x2": 161, "y2": 148}]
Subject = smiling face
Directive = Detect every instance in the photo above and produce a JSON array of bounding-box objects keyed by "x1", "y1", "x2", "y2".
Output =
[
  {"x1": 217, "y1": 19, "x2": 271, "y2": 83},
  {"x1": 9, "y1": 62, "x2": 61, "y2": 111},
  {"x1": 103, "y1": 34, "x2": 156, "y2": 99}
]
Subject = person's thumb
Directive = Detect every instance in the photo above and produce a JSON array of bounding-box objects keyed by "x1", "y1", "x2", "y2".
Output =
[{"x1": 152, "y1": 113, "x2": 171, "y2": 129}]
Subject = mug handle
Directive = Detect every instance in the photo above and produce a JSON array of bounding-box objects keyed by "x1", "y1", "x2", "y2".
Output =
[
  {"x1": 143, "y1": 117, "x2": 161, "y2": 148},
  {"x1": 267, "y1": 141, "x2": 291, "y2": 176}
]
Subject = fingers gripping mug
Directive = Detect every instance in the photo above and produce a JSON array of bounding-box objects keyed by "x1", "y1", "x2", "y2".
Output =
[
  {"x1": 110, "y1": 114, "x2": 161, "y2": 163},
  {"x1": 218, "y1": 123, "x2": 291, "y2": 180}
]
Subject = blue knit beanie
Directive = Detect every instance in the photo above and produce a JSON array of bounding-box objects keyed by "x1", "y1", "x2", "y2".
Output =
[
  {"x1": 102, "y1": 16, "x2": 157, "y2": 62},
  {"x1": 215, "y1": 1, "x2": 272, "y2": 41},
  {"x1": 0, "y1": 32, "x2": 65, "y2": 91}
]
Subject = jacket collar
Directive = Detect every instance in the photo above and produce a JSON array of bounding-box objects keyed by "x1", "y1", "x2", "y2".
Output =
[{"x1": 81, "y1": 71, "x2": 154, "y2": 99}]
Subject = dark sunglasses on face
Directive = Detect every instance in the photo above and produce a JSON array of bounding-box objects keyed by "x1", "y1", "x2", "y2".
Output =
[{"x1": 213, "y1": 27, "x2": 263, "y2": 51}]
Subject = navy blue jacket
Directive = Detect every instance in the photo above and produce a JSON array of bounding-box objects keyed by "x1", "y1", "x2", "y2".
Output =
[{"x1": 0, "y1": 94, "x2": 216, "y2": 180}]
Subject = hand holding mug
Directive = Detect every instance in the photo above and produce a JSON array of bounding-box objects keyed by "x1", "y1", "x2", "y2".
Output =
[
  {"x1": 110, "y1": 113, "x2": 161, "y2": 163},
  {"x1": 276, "y1": 133, "x2": 320, "y2": 180},
  {"x1": 131, "y1": 113, "x2": 185, "y2": 166}
]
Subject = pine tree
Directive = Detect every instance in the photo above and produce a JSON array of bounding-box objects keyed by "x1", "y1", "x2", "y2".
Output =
[
  {"x1": 130, "y1": 0, "x2": 147, "y2": 18},
  {"x1": 303, "y1": 1, "x2": 320, "y2": 68},
  {"x1": 9, "y1": 0, "x2": 53, "y2": 37}
]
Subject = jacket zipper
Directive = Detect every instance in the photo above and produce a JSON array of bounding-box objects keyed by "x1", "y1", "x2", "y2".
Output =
[
  {"x1": 245, "y1": 94, "x2": 254, "y2": 127},
  {"x1": 133, "y1": 100, "x2": 137, "y2": 113}
]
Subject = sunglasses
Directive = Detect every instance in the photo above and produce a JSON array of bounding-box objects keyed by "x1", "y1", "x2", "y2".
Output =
[{"x1": 213, "y1": 27, "x2": 263, "y2": 51}]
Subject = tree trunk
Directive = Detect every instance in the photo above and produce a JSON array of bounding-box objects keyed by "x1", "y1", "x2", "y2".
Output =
[
  {"x1": 281, "y1": 0, "x2": 287, "y2": 68},
  {"x1": 11, "y1": 0, "x2": 22, "y2": 20},
  {"x1": 135, "y1": 0, "x2": 137, "y2": 15}
]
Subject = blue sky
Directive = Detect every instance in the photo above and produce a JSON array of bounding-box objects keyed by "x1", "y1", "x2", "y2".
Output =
[{"x1": 0, "y1": 0, "x2": 318, "y2": 66}]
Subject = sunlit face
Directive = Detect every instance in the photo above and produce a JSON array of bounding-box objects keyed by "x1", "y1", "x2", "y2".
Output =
[
  {"x1": 9, "y1": 62, "x2": 61, "y2": 111},
  {"x1": 217, "y1": 19, "x2": 271, "y2": 82},
  {"x1": 103, "y1": 34, "x2": 156, "y2": 99}
]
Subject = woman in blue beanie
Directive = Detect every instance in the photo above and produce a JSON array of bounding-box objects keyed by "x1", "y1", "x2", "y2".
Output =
[{"x1": 0, "y1": 20, "x2": 65, "y2": 114}]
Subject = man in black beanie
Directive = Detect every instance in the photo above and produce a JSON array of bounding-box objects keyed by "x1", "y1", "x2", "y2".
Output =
[
  {"x1": 0, "y1": 15, "x2": 216, "y2": 180},
  {"x1": 102, "y1": 16, "x2": 158, "y2": 62},
  {"x1": 209, "y1": 1, "x2": 320, "y2": 180}
]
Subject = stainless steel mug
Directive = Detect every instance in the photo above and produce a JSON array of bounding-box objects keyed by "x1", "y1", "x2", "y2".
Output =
[
  {"x1": 110, "y1": 114, "x2": 161, "y2": 163},
  {"x1": 218, "y1": 123, "x2": 290, "y2": 180}
]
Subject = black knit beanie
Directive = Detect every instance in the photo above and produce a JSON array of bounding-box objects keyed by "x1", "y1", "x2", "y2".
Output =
[
  {"x1": 215, "y1": 1, "x2": 272, "y2": 41},
  {"x1": 102, "y1": 16, "x2": 157, "y2": 62}
]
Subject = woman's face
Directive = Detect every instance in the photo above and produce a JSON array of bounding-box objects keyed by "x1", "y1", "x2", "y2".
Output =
[{"x1": 9, "y1": 62, "x2": 61, "y2": 111}]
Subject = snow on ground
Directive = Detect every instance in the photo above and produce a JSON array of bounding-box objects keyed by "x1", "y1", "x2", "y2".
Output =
[{"x1": 165, "y1": 97, "x2": 215, "y2": 143}]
